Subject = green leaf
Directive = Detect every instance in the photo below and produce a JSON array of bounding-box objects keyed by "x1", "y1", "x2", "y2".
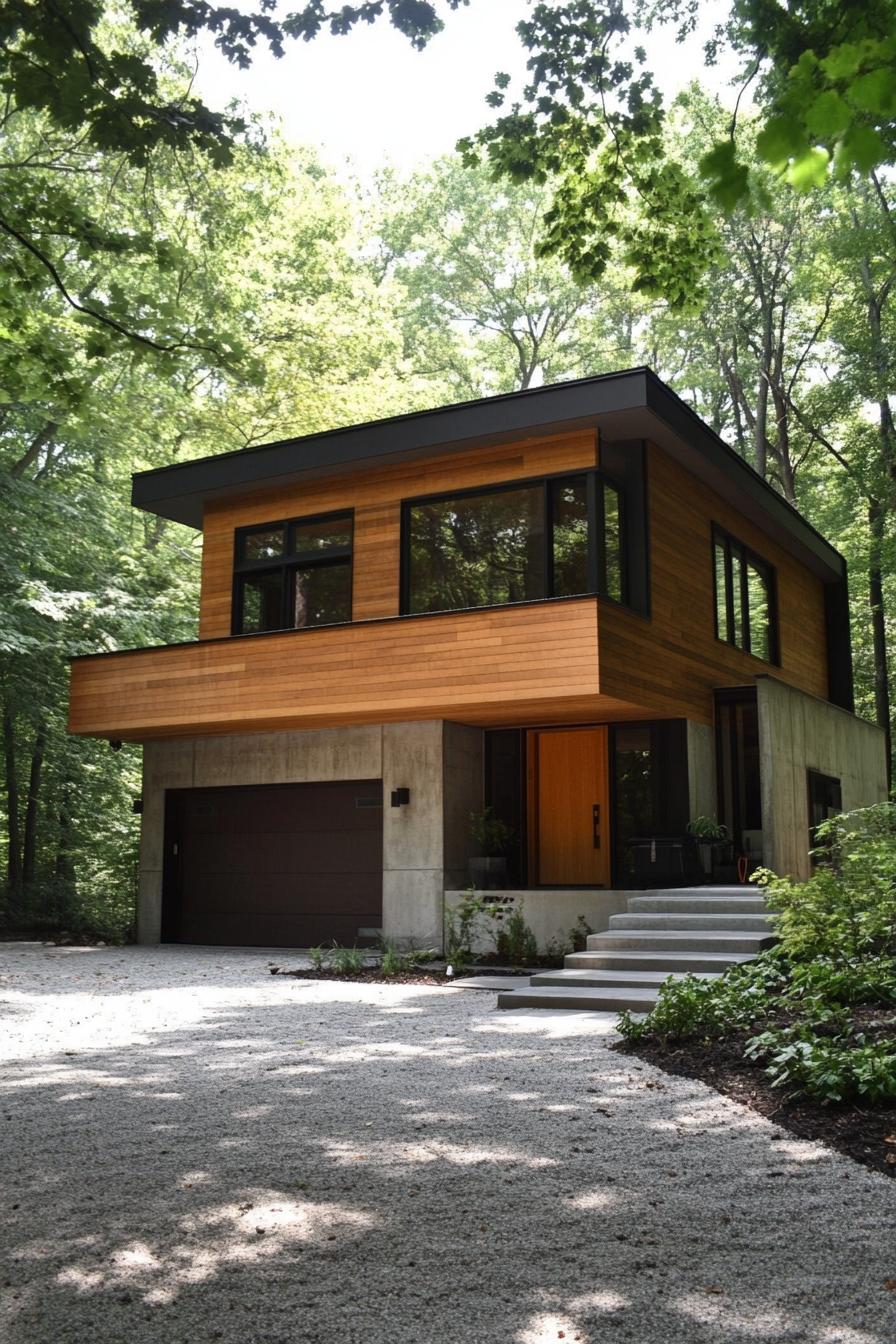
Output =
[
  {"x1": 805, "y1": 91, "x2": 852, "y2": 139},
  {"x1": 849, "y1": 68, "x2": 896, "y2": 116},
  {"x1": 834, "y1": 125, "x2": 888, "y2": 173},
  {"x1": 756, "y1": 116, "x2": 808, "y2": 167},
  {"x1": 786, "y1": 146, "x2": 830, "y2": 190},
  {"x1": 821, "y1": 42, "x2": 864, "y2": 81}
]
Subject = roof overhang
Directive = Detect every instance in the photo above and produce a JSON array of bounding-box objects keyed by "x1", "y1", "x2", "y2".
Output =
[{"x1": 131, "y1": 367, "x2": 845, "y2": 583}]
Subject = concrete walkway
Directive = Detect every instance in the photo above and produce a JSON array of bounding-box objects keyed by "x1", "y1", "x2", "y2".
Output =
[{"x1": 1, "y1": 943, "x2": 893, "y2": 1344}]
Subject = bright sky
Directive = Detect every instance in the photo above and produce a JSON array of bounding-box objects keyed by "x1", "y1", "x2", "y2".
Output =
[{"x1": 194, "y1": 0, "x2": 744, "y2": 176}]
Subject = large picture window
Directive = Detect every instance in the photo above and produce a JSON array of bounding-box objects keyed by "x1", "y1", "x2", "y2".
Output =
[
  {"x1": 232, "y1": 511, "x2": 352, "y2": 634},
  {"x1": 402, "y1": 471, "x2": 625, "y2": 616},
  {"x1": 712, "y1": 526, "x2": 777, "y2": 663}
]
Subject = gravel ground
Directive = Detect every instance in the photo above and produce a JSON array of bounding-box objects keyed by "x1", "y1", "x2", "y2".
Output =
[{"x1": 1, "y1": 943, "x2": 894, "y2": 1344}]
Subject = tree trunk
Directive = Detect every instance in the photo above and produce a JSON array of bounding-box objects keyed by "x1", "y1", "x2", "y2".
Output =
[
  {"x1": 3, "y1": 705, "x2": 22, "y2": 898},
  {"x1": 868, "y1": 498, "x2": 893, "y2": 790},
  {"x1": 22, "y1": 722, "x2": 47, "y2": 887}
]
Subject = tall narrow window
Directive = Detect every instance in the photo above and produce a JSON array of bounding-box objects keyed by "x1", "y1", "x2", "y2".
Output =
[
  {"x1": 551, "y1": 477, "x2": 589, "y2": 597},
  {"x1": 712, "y1": 526, "x2": 777, "y2": 663},
  {"x1": 233, "y1": 511, "x2": 353, "y2": 634},
  {"x1": 603, "y1": 482, "x2": 623, "y2": 603}
]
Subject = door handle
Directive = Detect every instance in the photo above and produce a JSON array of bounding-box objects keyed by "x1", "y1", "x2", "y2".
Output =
[{"x1": 593, "y1": 803, "x2": 601, "y2": 849}]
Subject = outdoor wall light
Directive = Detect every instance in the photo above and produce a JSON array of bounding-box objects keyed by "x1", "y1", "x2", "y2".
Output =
[{"x1": 390, "y1": 787, "x2": 410, "y2": 807}]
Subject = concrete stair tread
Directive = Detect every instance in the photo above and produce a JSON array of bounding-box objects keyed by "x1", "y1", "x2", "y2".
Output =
[
  {"x1": 529, "y1": 968, "x2": 723, "y2": 987},
  {"x1": 566, "y1": 948, "x2": 757, "y2": 961},
  {"x1": 591, "y1": 929, "x2": 772, "y2": 942},
  {"x1": 609, "y1": 913, "x2": 773, "y2": 929},
  {"x1": 497, "y1": 986, "x2": 659, "y2": 1012}
]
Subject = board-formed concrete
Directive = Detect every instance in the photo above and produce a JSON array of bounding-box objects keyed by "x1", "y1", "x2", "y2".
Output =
[{"x1": 757, "y1": 676, "x2": 888, "y2": 879}]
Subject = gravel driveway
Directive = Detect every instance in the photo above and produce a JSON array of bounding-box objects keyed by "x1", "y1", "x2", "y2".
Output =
[{"x1": 1, "y1": 942, "x2": 894, "y2": 1344}]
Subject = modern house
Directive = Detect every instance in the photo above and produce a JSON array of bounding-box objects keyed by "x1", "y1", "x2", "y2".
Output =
[{"x1": 68, "y1": 370, "x2": 888, "y2": 952}]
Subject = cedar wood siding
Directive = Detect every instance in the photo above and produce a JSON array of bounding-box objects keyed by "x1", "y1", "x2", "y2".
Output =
[
  {"x1": 68, "y1": 430, "x2": 830, "y2": 738},
  {"x1": 598, "y1": 441, "x2": 829, "y2": 723}
]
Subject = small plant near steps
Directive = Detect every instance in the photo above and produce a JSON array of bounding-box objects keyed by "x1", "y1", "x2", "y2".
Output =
[{"x1": 496, "y1": 884, "x2": 775, "y2": 1011}]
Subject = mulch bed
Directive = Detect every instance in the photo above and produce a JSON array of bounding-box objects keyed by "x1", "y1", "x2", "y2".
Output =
[
  {"x1": 617, "y1": 1021, "x2": 896, "y2": 1179},
  {"x1": 273, "y1": 964, "x2": 533, "y2": 986}
]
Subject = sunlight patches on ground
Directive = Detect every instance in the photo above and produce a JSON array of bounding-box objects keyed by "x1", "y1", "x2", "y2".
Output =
[
  {"x1": 672, "y1": 1297, "x2": 888, "y2": 1343},
  {"x1": 470, "y1": 1011, "x2": 619, "y2": 1039},
  {"x1": 319, "y1": 1135, "x2": 558, "y2": 1171},
  {"x1": 566, "y1": 1290, "x2": 629, "y2": 1313},
  {"x1": 563, "y1": 1189, "x2": 620, "y2": 1212},
  {"x1": 516, "y1": 1311, "x2": 586, "y2": 1343},
  {"x1": 56, "y1": 1195, "x2": 378, "y2": 1305}
]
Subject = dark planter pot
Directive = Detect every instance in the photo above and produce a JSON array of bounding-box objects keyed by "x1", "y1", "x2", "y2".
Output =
[{"x1": 468, "y1": 856, "x2": 507, "y2": 890}]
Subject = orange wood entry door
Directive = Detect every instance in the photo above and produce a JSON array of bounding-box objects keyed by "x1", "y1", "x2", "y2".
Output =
[{"x1": 528, "y1": 727, "x2": 610, "y2": 886}]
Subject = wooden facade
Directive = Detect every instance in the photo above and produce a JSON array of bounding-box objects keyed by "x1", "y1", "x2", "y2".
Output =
[{"x1": 69, "y1": 425, "x2": 832, "y2": 741}]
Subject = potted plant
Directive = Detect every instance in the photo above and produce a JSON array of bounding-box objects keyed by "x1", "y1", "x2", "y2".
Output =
[
  {"x1": 686, "y1": 816, "x2": 729, "y2": 876},
  {"x1": 468, "y1": 807, "x2": 515, "y2": 890}
]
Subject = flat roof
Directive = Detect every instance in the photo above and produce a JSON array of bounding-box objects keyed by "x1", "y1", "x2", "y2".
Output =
[{"x1": 131, "y1": 367, "x2": 845, "y2": 582}]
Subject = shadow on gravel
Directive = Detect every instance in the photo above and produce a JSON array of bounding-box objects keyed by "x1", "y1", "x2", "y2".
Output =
[{"x1": 1, "y1": 962, "x2": 894, "y2": 1344}]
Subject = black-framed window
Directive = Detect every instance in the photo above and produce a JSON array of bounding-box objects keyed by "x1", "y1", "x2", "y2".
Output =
[
  {"x1": 401, "y1": 470, "x2": 626, "y2": 617},
  {"x1": 712, "y1": 525, "x2": 778, "y2": 663},
  {"x1": 232, "y1": 511, "x2": 353, "y2": 634},
  {"x1": 807, "y1": 769, "x2": 842, "y2": 861}
]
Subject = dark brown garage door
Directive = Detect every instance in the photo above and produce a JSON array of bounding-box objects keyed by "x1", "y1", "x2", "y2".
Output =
[{"x1": 161, "y1": 781, "x2": 383, "y2": 947}]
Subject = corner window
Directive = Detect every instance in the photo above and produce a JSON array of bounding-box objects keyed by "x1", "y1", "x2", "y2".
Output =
[
  {"x1": 712, "y1": 526, "x2": 777, "y2": 663},
  {"x1": 233, "y1": 511, "x2": 352, "y2": 634},
  {"x1": 402, "y1": 471, "x2": 625, "y2": 616}
]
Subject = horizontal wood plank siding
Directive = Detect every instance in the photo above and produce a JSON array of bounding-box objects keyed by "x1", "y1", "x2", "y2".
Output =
[
  {"x1": 69, "y1": 599, "x2": 607, "y2": 739},
  {"x1": 198, "y1": 430, "x2": 599, "y2": 638},
  {"x1": 598, "y1": 442, "x2": 829, "y2": 725}
]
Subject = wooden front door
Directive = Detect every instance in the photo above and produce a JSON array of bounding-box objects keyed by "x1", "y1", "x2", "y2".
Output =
[{"x1": 528, "y1": 727, "x2": 610, "y2": 886}]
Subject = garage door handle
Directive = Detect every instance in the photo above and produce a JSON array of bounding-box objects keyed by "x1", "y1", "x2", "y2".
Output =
[{"x1": 593, "y1": 804, "x2": 601, "y2": 849}]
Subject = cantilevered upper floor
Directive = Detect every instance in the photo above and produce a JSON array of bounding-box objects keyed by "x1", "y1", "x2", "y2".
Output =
[{"x1": 68, "y1": 369, "x2": 853, "y2": 741}]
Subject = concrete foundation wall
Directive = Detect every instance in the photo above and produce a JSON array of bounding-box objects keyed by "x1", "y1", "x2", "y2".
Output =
[
  {"x1": 757, "y1": 677, "x2": 888, "y2": 881},
  {"x1": 444, "y1": 889, "x2": 630, "y2": 956},
  {"x1": 138, "y1": 720, "x2": 485, "y2": 950}
]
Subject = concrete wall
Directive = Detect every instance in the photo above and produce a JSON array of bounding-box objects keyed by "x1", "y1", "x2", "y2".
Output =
[
  {"x1": 138, "y1": 720, "x2": 484, "y2": 949},
  {"x1": 444, "y1": 888, "x2": 630, "y2": 956},
  {"x1": 686, "y1": 719, "x2": 716, "y2": 822},
  {"x1": 757, "y1": 676, "x2": 888, "y2": 880}
]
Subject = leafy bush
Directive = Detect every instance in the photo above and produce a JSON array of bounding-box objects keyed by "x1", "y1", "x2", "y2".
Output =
[
  {"x1": 745, "y1": 1023, "x2": 896, "y2": 1105},
  {"x1": 444, "y1": 887, "x2": 495, "y2": 972},
  {"x1": 755, "y1": 802, "x2": 896, "y2": 964},
  {"x1": 617, "y1": 952, "x2": 788, "y2": 1043},
  {"x1": 329, "y1": 945, "x2": 365, "y2": 975},
  {"x1": 568, "y1": 915, "x2": 593, "y2": 952},
  {"x1": 308, "y1": 945, "x2": 327, "y2": 971},
  {"x1": 495, "y1": 905, "x2": 538, "y2": 966}
]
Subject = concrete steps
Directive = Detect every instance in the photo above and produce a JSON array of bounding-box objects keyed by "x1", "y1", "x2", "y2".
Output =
[
  {"x1": 608, "y1": 912, "x2": 772, "y2": 931},
  {"x1": 497, "y1": 884, "x2": 772, "y2": 1012}
]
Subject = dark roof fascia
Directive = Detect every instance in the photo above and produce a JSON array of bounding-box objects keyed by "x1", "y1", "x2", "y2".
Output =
[
  {"x1": 131, "y1": 366, "x2": 845, "y2": 582},
  {"x1": 130, "y1": 368, "x2": 650, "y2": 524}
]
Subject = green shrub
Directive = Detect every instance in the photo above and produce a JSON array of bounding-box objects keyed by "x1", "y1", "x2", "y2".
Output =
[
  {"x1": 444, "y1": 888, "x2": 495, "y2": 971},
  {"x1": 755, "y1": 802, "x2": 896, "y2": 964},
  {"x1": 494, "y1": 905, "x2": 538, "y2": 966},
  {"x1": 379, "y1": 941, "x2": 403, "y2": 977},
  {"x1": 308, "y1": 945, "x2": 328, "y2": 971},
  {"x1": 786, "y1": 955, "x2": 896, "y2": 1007},
  {"x1": 617, "y1": 951, "x2": 788, "y2": 1044},
  {"x1": 745, "y1": 1022, "x2": 896, "y2": 1104},
  {"x1": 568, "y1": 915, "x2": 593, "y2": 952},
  {"x1": 329, "y1": 945, "x2": 365, "y2": 975}
]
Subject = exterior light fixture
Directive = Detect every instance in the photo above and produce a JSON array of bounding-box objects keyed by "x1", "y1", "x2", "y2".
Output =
[{"x1": 390, "y1": 787, "x2": 410, "y2": 807}]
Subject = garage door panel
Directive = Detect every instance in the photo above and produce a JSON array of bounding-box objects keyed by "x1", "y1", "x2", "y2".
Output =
[
  {"x1": 177, "y1": 911, "x2": 379, "y2": 948},
  {"x1": 163, "y1": 780, "x2": 383, "y2": 947},
  {"x1": 179, "y1": 789, "x2": 383, "y2": 835},
  {"x1": 177, "y1": 873, "x2": 381, "y2": 917},
  {"x1": 182, "y1": 833, "x2": 383, "y2": 877}
]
